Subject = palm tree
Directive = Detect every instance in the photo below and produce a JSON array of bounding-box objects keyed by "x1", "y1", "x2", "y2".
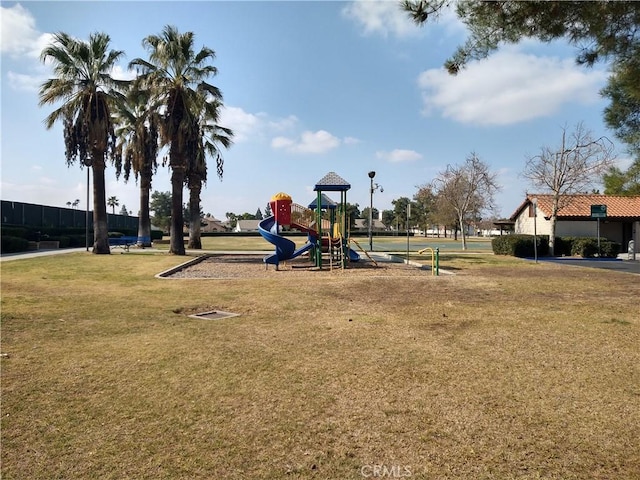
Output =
[
  {"x1": 114, "y1": 87, "x2": 159, "y2": 247},
  {"x1": 129, "y1": 25, "x2": 222, "y2": 255},
  {"x1": 39, "y1": 32, "x2": 127, "y2": 254},
  {"x1": 107, "y1": 196, "x2": 120, "y2": 214},
  {"x1": 185, "y1": 96, "x2": 233, "y2": 249}
]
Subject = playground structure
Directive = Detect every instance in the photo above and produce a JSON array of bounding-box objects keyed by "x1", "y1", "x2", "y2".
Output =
[{"x1": 258, "y1": 172, "x2": 363, "y2": 270}]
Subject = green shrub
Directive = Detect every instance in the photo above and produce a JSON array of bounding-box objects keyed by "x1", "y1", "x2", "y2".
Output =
[
  {"x1": 1, "y1": 227, "x2": 29, "y2": 239},
  {"x1": 150, "y1": 230, "x2": 164, "y2": 241},
  {"x1": 554, "y1": 237, "x2": 576, "y2": 257},
  {"x1": 492, "y1": 235, "x2": 549, "y2": 257},
  {"x1": 1, "y1": 236, "x2": 30, "y2": 253},
  {"x1": 50, "y1": 236, "x2": 71, "y2": 248},
  {"x1": 41, "y1": 227, "x2": 87, "y2": 237},
  {"x1": 67, "y1": 235, "x2": 88, "y2": 247},
  {"x1": 569, "y1": 237, "x2": 621, "y2": 258},
  {"x1": 600, "y1": 241, "x2": 621, "y2": 258},
  {"x1": 1, "y1": 226, "x2": 93, "y2": 242},
  {"x1": 571, "y1": 238, "x2": 597, "y2": 257}
]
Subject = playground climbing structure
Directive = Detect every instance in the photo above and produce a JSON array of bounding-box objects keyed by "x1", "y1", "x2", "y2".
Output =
[{"x1": 258, "y1": 172, "x2": 360, "y2": 269}]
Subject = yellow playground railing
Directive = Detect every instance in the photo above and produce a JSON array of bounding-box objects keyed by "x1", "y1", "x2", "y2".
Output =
[{"x1": 418, "y1": 247, "x2": 439, "y2": 276}]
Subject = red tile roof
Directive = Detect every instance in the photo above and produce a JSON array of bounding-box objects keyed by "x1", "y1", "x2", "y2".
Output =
[{"x1": 510, "y1": 194, "x2": 640, "y2": 220}]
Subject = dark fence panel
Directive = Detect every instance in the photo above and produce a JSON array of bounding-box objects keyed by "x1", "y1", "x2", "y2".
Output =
[{"x1": 1, "y1": 200, "x2": 138, "y2": 230}]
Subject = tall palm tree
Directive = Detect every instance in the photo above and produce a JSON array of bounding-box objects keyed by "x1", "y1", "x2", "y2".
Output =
[
  {"x1": 129, "y1": 25, "x2": 221, "y2": 255},
  {"x1": 185, "y1": 96, "x2": 233, "y2": 249},
  {"x1": 39, "y1": 32, "x2": 127, "y2": 254},
  {"x1": 114, "y1": 87, "x2": 159, "y2": 247},
  {"x1": 107, "y1": 196, "x2": 119, "y2": 214}
]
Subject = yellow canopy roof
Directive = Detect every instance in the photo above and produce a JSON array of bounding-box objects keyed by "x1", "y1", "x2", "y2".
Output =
[{"x1": 271, "y1": 192, "x2": 292, "y2": 201}]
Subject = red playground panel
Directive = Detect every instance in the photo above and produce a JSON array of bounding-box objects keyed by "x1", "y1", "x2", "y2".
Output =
[{"x1": 270, "y1": 192, "x2": 292, "y2": 227}]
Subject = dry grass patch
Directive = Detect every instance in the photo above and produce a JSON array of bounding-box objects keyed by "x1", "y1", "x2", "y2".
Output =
[{"x1": 1, "y1": 252, "x2": 639, "y2": 479}]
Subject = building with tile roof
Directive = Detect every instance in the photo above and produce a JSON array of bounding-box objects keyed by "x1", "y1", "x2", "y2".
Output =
[{"x1": 510, "y1": 194, "x2": 640, "y2": 251}]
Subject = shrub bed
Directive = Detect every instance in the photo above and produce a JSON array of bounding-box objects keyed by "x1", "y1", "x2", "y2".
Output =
[
  {"x1": 1, "y1": 236, "x2": 30, "y2": 253},
  {"x1": 570, "y1": 238, "x2": 620, "y2": 258},
  {"x1": 492, "y1": 234, "x2": 549, "y2": 257}
]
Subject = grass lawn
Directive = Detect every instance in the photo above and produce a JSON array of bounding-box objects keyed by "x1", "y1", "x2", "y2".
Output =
[{"x1": 1, "y1": 252, "x2": 639, "y2": 479}]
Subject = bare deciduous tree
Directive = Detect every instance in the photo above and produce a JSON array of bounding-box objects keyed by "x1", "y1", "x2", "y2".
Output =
[
  {"x1": 433, "y1": 153, "x2": 500, "y2": 250},
  {"x1": 522, "y1": 123, "x2": 616, "y2": 255}
]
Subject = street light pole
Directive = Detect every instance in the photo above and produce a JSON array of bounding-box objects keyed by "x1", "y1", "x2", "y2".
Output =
[{"x1": 368, "y1": 171, "x2": 375, "y2": 251}]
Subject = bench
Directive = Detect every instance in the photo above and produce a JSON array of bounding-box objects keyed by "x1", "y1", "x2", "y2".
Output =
[
  {"x1": 108, "y1": 236, "x2": 150, "y2": 252},
  {"x1": 37, "y1": 240, "x2": 60, "y2": 250}
]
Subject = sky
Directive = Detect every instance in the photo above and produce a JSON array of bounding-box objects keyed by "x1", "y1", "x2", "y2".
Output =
[{"x1": 0, "y1": 1, "x2": 631, "y2": 221}]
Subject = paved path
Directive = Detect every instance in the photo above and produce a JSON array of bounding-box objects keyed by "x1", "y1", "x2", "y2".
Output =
[
  {"x1": 534, "y1": 256, "x2": 640, "y2": 275},
  {"x1": 0, "y1": 247, "x2": 89, "y2": 262}
]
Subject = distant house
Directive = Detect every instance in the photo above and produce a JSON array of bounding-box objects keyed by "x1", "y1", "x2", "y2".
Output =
[
  {"x1": 510, "y1": 194, "x2": 640, "y2": 250},
  {"x1": 234, "y1": 219, "x2": 261, "y2": 233},
  {"x1": 201, "y1": 215, "x2": 229, "y2": 233},
  {"x1": 354, "y1": 219, "x2": 387, "y2": 232}
]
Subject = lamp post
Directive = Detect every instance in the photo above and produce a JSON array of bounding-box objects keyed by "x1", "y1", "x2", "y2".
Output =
[
  {"x1": 84, "y1": 160, "x2": 92, "y2": 252},
  {"x1": 368, "y1": 171, "x2": 383, "y2": 251},
  {"x1": 532, "y1": 197, "x2": 538, "y2": 263}
]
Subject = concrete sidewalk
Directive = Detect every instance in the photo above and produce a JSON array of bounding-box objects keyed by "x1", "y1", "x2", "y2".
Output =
[{"x1": 0, "y1": 247, "x2": 89, "y2": 262}]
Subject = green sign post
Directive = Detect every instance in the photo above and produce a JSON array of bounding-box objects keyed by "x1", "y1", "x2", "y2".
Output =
[
  {"x1": 590, "y1": 205, "x2": 607, "y2": 256},
  {"x1": 590, "y1": 204, "x2": 607, "y2": 218}
]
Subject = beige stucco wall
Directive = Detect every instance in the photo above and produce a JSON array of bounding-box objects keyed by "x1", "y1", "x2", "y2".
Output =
[
  {"x1": 514, "y1": 211, "x2": 551, "y2": 236},
  {"x1": 514, "y1": 211, "x2": 631, "y2": 245}
]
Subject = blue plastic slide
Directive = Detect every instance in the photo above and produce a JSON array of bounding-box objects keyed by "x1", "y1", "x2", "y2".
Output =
[
  {"x1": 348, "y1": 248, "x2": 360, "y2": 262},
  {"x1": 258, "y1": 216, "x2": 315, "y2": 266}
]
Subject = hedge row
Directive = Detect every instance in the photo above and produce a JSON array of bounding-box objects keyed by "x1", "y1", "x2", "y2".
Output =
[
  {"x1": 1, "y1": 236, "x2": 30, "y2": 253},
  {"x1": 1, "y1": 228, "x2": 163, "y2": 253},
  {"x1": 492, "y1": 235, "x2": 549, "y2": 257},
  {"x1": 492, "y1": 235, "x2": 621, "y2": 258},
  {"x1": 562, "y1": 237, "x2": 620, "y2": 258},
  {"x1": 2, "y1": 225, "x2": 90, "y2": 241}
]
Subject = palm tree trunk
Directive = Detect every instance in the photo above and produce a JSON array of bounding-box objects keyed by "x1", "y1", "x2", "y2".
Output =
[
  {"x1": 91, "y1": 156, "x2": 110, "y2": 254},
  {"x1": 138, "y1": 172, "x2": 152, "y2": 247},
  {"x1": 169, "y1": 164, "x2": 186, "y2": 255},
  {"x1": 188, "y1": 177, "x2": 202, "y2": 249}
]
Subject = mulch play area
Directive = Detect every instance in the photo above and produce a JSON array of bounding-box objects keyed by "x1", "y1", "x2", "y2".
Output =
[{"x1": 163, "y1": 254, "x2": 433, "y2": 279}]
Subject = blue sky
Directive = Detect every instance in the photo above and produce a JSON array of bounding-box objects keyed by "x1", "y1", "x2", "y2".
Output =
[{"x1": 1, "y1": 1, "x2": 629, "y2": 221}]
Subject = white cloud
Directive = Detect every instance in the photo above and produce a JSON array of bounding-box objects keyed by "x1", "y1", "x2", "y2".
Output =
[
  {"x1": 3, "y1": 4, "x2": 132, "y2": 92},
  {"x1": 376, "y1": 149, "x2": 422, "y2": 163},
  {"x1": 271, "y1": 136, "x2": 296, "y2": 150},
  {"x1": 219, "y1": 106, "x2": 263, "y2": 143},
  {"x1": 0, "y1": 4, "x2": 50, "y2": 58},
  {"x1": 110, "y1": 65, "x2": 136, "y2": 82},
  {"x1": 343, "y1": 136, "x2": 361, "y2": 145},
  {"x1": 272, "y1": 130, "x2": 341, "y2": 154},
  {"x1": 220, "y1": 107, "x2": 299, "y2": 143},
  {"x1": 417, "y1": 49, "x2": 608, "y2": 126},
  {"x1": 268, "y1": 115, "x2": 299, "y2": 132},
  {"x1": 342, "y1": 0, "x2": 422, "y2": 38}
]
